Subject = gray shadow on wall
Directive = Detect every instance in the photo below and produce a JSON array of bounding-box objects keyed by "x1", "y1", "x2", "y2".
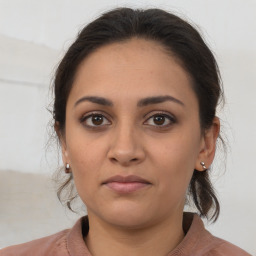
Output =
[{"x1": 0, "y1": 170, "x2": 84, "y2": 248}]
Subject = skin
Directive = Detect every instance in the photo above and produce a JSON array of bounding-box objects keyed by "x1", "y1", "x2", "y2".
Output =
[{"x1": 58, "y1": 38, "x2": 220, "y2": 256}]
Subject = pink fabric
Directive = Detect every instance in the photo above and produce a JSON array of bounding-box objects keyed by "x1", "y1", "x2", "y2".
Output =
[{"x1": 0, "y1": 213, "x2": 251, "y2": 256}]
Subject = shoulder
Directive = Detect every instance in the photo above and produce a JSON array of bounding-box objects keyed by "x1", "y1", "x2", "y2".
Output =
[
  {"x1": 206, "y1": 237, "x2": 252, "y2": 256},
  {"x1": 0, "y1": 229, "x2": 70, "y2": 256},
  {"x1": 0, "y1": 217, "x2": 89, "y2": 256},
  {"x1": 178, "y1": 213, "x2": 252, "y2": 256}
]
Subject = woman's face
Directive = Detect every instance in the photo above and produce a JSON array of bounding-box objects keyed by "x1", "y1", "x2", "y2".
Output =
[{"x1": 61, "y1": 39, "x2": 215, "y2": 228}]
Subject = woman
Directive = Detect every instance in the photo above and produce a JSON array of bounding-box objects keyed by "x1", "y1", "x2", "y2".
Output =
[{"x1": 1, "y1": 7, "x2": 251, "y2": 256}]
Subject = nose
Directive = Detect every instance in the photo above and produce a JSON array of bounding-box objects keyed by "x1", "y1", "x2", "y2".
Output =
[{"x1": 107, "y1": 124, "x2": 145, "y2": 166}]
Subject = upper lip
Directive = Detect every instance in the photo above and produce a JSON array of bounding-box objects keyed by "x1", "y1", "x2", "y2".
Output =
[{"x1": 102, "y1": 175, "x2": 151, "y2": 184}]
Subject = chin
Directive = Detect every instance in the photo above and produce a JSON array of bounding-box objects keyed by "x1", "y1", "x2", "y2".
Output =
[
  {"x1": 96, "y1": 205, "x2": 154, "y2": 229},
  {"x1": 108, "y1": 214, "x2": 151, "y2": 230}
]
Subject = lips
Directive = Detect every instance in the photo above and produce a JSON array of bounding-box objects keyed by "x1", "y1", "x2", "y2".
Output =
[
  {"x1": 102, "y1": 175, "x2": 151, "y2": 194},
  {"x1": 103, "y1": 175, "x2": 150, "y2": 184}
]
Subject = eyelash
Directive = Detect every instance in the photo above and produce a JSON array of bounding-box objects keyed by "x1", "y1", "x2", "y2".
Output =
[
  {"x1": 145, "y1": 113, "x2": 176, "y2": 128},
  {"x1": 80, "y1": 112, "x2": 111, "y2": 129},
  {"x1": 80, "y1": 111, "x2": 176, "y2": 130}
]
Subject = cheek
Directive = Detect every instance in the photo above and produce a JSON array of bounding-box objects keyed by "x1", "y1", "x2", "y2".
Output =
[
  {"x1": 65, "y1": 130, "x2": 107, "y2": 193},
  {"x1": 67, "y1": 143, "x2": 101, "y2": 206},
  {"x1": 65, "y1": 119, "x2": 104, "y2": 167},
  {"x1": 152, "y1": 131, "x2": 200, "y2": 194}
]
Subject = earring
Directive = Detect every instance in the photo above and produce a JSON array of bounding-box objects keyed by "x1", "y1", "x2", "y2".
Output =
[
  {"x1": 65, "y1": 163, "x2": 71, "y2": 173},
  {"x1": 200, "y1": 161, "x2": 207, "y2": 170}
]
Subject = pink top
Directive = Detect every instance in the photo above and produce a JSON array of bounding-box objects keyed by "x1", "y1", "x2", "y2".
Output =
[{"x1": 0, "y1": 212, "x2": 251, "y2": 256}]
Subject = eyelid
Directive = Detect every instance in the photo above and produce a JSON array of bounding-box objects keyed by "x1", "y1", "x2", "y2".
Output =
[
  {"x1": 80, "y1": 111, "x2": 112, "y2": 128},
  {"x1": 79, "y1": 110, "x2": 176, "y2": 129},
  {"x1": 143, "y1": 111, "x2": 176, "y2": 127},
  {"x1": 80, "y1": 110, "x2": 111, "y2": 120}
]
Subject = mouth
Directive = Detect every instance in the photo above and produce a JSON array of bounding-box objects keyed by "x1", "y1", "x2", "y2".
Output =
[{"x1": 102, "y1": 175, "x2": 152, "y2": 194}]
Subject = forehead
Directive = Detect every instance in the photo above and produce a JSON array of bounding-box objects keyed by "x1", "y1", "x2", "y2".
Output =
[
  {"x1": 75, "y1": 38, "x2": 180, "y2": 78},
  {"x1": 68, "y1": 38, "x2": 198, "y2": 109}
]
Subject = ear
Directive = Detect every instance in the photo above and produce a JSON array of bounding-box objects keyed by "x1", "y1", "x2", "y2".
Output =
[
  {"x1": 54, "y1": 122, "x2": 70, "y2": 166},
  {"x1": 195, "y1": 117, "x2": 220, "y2": 171}
]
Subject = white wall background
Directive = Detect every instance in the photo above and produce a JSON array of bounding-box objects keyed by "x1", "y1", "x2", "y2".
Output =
[{"x1": 0, "y1": 0, "x2": 255, "y2": 254}]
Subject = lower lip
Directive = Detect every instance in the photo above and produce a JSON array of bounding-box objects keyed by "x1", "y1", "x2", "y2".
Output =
[{"x1": 104, "y1": 182, "x2": 150, "y2": 194}]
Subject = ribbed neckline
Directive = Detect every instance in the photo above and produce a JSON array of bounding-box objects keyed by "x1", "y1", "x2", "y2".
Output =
[
  {"x1": 67, "y1": 216, "x2": 91, "y2": 256},
  {"x1": 167, "y1": 212, "x2": 205, "y2": 256},
  {"x1": 67, "y1": 212, "x2": 206, "y2": 256}
]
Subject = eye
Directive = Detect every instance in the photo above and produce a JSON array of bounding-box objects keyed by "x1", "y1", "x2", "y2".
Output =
[
  {"x1": 80, "y1": 113, "x2": 111, "y2": 128},
  {"x1": 144, "y1": 113, "x2": 176, "y2": 127}
]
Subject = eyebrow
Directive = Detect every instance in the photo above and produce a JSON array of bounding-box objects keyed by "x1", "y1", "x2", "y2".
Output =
[
  {"x1": 74, "y1": 95, "x2": 184, "y2": 108},
  {"x1": 137, "y1": 95, "x2": 184, "y2": 107},
  {"x1": 75, "y1": 96, "x2": 113, "y2": 107}
]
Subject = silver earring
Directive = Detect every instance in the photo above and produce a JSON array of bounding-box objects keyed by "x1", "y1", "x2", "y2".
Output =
[
  {"x1": 65, "y1": 163, "x2": 70, "y2": 173},
  {"x1": 200, "y1": 161, "x2": 207, "y2": 170}
]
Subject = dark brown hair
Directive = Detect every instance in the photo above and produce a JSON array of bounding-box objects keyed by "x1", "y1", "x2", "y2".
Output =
[{"x1": 53, "y1": 7, "x2": 223, "y2": 222}]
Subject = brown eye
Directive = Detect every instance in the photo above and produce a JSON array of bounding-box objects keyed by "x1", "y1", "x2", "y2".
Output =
[
  {"x1": 145, "y1": 113, "x2": 176, "y2": 127},
  {"x1": 91, "y1": 115, "x2": 104, "y2": 125},
  {"x1": 80, "y1": 113, "x2": 111, "y2": 128},
  {"x1": 153, "y1": 115, "x2": 165, "y2": 125}
]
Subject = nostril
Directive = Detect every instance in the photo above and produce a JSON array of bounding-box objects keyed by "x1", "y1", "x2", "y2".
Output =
[
  {"x1": 110, "y1": 158, "x2": 118, "y2": 163},
  {"x1": 109, "y1": 157, "x2": 139, "y2": 165}
]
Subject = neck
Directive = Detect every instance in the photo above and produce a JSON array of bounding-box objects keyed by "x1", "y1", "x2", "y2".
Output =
[{"x1": 85, "y1": 212, "x2": 185, "y2": 256}]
